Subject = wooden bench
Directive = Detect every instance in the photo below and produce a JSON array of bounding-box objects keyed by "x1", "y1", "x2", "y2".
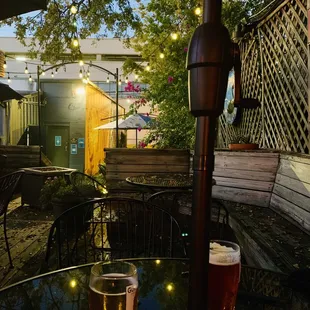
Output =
[{"x1": 213, "y1": 150, "x2": 310, "y2": 276}]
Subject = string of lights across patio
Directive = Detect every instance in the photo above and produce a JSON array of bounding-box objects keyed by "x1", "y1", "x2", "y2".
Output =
[{"x1": 2, "y1": 4, "x2": 202, "y2": 85}]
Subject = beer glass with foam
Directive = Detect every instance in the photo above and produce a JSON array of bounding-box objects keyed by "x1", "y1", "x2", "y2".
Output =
[
  {"x1": 89, "y1": 261, "x2": 138, "y2": 310},
  {"x1": 208, "y1": 240, "x2": 241, "y2": 310}
]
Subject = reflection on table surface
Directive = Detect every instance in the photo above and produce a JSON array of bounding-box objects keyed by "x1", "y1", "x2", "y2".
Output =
[
  {"x1": 126, "y1": 174, "x2": 194, "y2": 190},
  {"x1": 0, "y1": 259, "x2": 293, "y2": 309}
]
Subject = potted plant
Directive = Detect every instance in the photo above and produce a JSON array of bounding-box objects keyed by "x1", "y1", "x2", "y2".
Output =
[
  {"x1": 40, "y1": 176, "x2": 103, "y2": 218},
  {"x1": 228, "y1": 134, "x2": 259, "y2": 151}
]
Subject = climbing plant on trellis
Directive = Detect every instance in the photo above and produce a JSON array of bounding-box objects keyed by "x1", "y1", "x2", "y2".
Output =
[{"x1": 217, "y1": 0, "x2": 308, "y2": 154}]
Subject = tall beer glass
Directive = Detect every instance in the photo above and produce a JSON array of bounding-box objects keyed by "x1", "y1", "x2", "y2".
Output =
[
  {"x1": 208, "y1": 240, "x2": 241, "y2": 310},
  {"x1": 89, "y1": 261, "x2": 138, "y2": 310}
]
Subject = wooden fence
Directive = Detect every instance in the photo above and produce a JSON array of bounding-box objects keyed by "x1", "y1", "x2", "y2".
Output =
[
  {"x1": 9, "y1": 93, "x2": 39, "y2": 145},
  {"x1": 0, "y1": 145, "x2": 40, "y2": 175},
  {"x1": 218, "y1": 0, "x2": 309, "y2": 154},
  {"x1": 104, "y1": 148, "x2": 190, "y2": 183}
]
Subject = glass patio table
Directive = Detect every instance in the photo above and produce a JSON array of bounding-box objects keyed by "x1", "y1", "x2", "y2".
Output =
[
  {"x1": 126, "y1": 174, "x2": 216, "y2": 192},
  {"x1": 0, "y1": 258, "x2": 292, "y2": 309}
]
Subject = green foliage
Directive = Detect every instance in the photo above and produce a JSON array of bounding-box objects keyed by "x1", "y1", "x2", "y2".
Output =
[
  {"x1": 229, "y1": 133, "x2": 253, "y2": 144},
  {"x1": 1, "y1": 0, "x2": 141, "y2": 63},
  {"x1": 40, "y1": 177, "x2": 77, "y2": 209}
]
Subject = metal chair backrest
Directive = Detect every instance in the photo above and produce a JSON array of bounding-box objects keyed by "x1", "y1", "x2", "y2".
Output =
[
  {"x1": 44, "y1": 197, "x2": 186, "y2": 270},
  {"x1": 147, "y1": 189, "x2": 232, "y2": 245},
  {"x1": 0, "y1": 171, "x2": 24, "y2": 217},
  {"x1": 68, "y1": 171, "x2": 106, "y2": 197}
]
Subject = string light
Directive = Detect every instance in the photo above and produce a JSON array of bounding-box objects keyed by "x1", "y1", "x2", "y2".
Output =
[
  {"x1": 118, "y1": 79, "x2": 122, "y2": 86},
  {"x1": 70, "y1": 5, "x2": 77, "y2": 14},
  {"x1": 82, "y1": 76, "x2": 88, "y2": 84},
  {"x1": 145, "y1": 63, "x2": 151, "y2": 71},
  {"x1": 28, "y1": 75, "x2": 32, "y2": 82},
  {"x1": 171, "y1": 33, "x2": 178, "y2": 40},
  {"x1": 125, "y1": 76, "x2": 129, "y2": 83},
  {"x1": 42, "y1": 71, "x2": 45, "y2": 76},
  {"x1": 72, "y1": 38, "x2": 79, "y2": 47},
  {"x1": 195, "y1": 7, "x2": 202, "y2": 15},
  {"x1": 79, "y1": 60, "x2": 84, "y2": 66},
  {"x1": 24, "y1": 64, "x2": 29, "y2": 74},
  {"x1": 51, "y1": 71, "x2": 54, "y2": 78},
  {"x1": 79, "y1": 69, "x2": 83, "y2": 78},
  {"x1": 106, "y1": 75, "x2": 110, "y2": 83},
  {"x1": 3, "y1": 60, "x2": 7, "y2": 69},
  {"x1": 159, "y1": 52, "x2": 165, "y2": 59},
  {"x1": 55, "y1": 68, "x2": 58, "y2": 74},
  {"x1": 7, "y1": 73, "x2": 11, "y2": 83}
]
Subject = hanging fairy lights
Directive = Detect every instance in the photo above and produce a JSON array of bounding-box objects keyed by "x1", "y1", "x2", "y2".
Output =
[
  {"x1": 3, "y1": 60, "x2": 7, "y2": 69},
  {"x1": 7, "y1": 73, "x2": 11, "y2": 83},
  {"x1": 106, "y1": 75, "x2": 110, "y2": 83},
  {"x1": 125, "y1": 76, "x2": 129, "y2": 83},
  {"x1": 24, "y1": 64, "x2": 29, "y2": 74},
  {"x1": 28, "y1": 75, "x2": 32, "y2": 82}
]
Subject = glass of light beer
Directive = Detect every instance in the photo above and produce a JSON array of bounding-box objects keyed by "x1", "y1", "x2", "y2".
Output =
[
  {"x1": 208, "y1": 240, "x2": 241, "y2": 310},
  {"x1": 89, "y1": 261, "x2": 138, "y2": 310}
]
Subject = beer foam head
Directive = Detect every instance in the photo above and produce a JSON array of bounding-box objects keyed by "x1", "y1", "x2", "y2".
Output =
[{"x1": 209, "y1": 241, "x2": 240, "y2": 265}]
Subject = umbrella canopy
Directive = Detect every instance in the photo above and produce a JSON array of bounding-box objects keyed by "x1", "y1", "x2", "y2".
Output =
[
  {"x1": 0, "y1": 82, "x2": 24, "y2": 101},
  {"x1": 95, "y1": 113, "x2": 152, "y2": 130},
  {"x1": 0, "y1": 0, "x2": 47, "y2": 20}
]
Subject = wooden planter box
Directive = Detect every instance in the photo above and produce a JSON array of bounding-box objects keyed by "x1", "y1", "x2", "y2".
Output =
[{"x1": 21, "y1": 166, "x2": 76, "y2": 208}]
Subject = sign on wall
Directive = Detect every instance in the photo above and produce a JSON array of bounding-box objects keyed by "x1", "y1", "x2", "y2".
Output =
[
  {"x1": 78, "y1": 138, "x2": 85, "y2": 148},
  {"x1": 55, "y1": 136, "x2": 62, "y2": 146},
  {"x1": 71, "y1": 144, "x2": 77, "y2": 154}
]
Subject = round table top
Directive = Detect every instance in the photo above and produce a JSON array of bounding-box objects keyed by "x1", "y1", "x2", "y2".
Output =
[
  {"x1": 126, "y1": 174, "x2": 215, "y2": 190},
  {"x1": 0, "y1": 258, "x2": 292, "y2": 309}
]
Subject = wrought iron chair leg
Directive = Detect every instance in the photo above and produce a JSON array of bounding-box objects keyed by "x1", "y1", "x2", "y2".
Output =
[{"x1": 3, "y1": 213, "x2": 13, "y2": 268}]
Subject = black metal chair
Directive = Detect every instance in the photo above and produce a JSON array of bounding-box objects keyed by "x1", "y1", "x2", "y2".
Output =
[
  {"x1": 147, "y1": 190, "x2": 236, "y2": 251},
  {"x1": 68, "y1": 171, "x2": 107, "y2": 197},
  {"x1": 0, "y1": 171, "x2": 24, "y2": 268},
  {"x1": 43, "y1": 197, "x2": 186, "y2": 271}
]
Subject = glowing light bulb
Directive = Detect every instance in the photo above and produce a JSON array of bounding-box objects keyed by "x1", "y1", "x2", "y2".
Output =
[
  {"x1": 79, "y1": 60, "x2": 84, "y2": 66},
  {"x1": 69, "y1": 279, "x2": 77, "y2": 288},
  {"x1": 166, "y1": 284, "x2": 173, "y2": 292},
  {"x1": 171, "y1": 33, "x2": 178, "y2": 40},
  {"x1": 28, "y1": 75, "x2": 32, "y2": 82},
  {"x1": 135, "y1": 74, "x2": 139, "y2": 80},
  {"x1": 3, "y1": 61, "x2": 7, "y2": 69},
  {"x1": 55, "y1": 68, "x2": 58, "y2": 74},
  {"x1": 42, "y1": 71, "x2": 45, "y2": 76},
  {"x1": 125, "y1": 77, "x2": 129, "y2": 83},
  {"x1": 51, "y1": 72, "x2": 54, "y2": 78},
  {"x1": 195, "y1": 7, "x2": 201, "y2": 15},
  {"x1": 24, "y1": 66, "x2": 29, "y2": 74},
  {"x1": 145, "y1": 64, "x2": 150, "y2": 71},
  {"x1": 87, "y1": 70, "x2": 90, "y2": 77},
  {"x1": 79, "y1": 69, "x2": 83, "y2": 78},
  {"x1": 70, "y1": 5, "x2": 77, "y2": 14},
  {"x1": 155, "y1": 259, "x2": 161, "y2": 265},
  {"x1": 159, "y1": 53, "x2": 165, "y2": 59},
  {"x1": 118, "y1": 79, "x2": 122, "y2": 86},
  {"x1": 7, "y1": 75, "x2": 11, "y2": 83},
  {"x1": 106, "y1": 76, "x2": 110, "y2": 83},
  {"x1": 72, "y1": 38, "x2": 79, "y2": 47}
]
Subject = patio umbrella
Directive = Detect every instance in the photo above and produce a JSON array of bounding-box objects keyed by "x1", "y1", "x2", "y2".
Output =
[
  {"x1": 94, "y1": 113, "x2": 152, "y2": 147},
  {"x1": 0, "y1": 82, "x2": 24, "y2": 101},
  {"x1": 0, "y1": 0, "x2": 48, "y2": 20}
]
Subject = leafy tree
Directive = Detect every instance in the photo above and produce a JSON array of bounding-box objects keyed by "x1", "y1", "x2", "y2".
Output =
[{"x1": 1, "y1": 0, "x2": 141, "y2": 63}]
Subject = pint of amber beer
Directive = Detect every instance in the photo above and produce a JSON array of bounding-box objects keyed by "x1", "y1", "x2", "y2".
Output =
[
  {"x1": 208, "y1": 240, "x2": 241, "y2": 310},
  {"x1": 89, "y1": 261, "x2": 138, "y2": 310}
]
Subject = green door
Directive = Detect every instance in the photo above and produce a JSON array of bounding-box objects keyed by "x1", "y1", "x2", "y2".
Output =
[{"x1": 46, "y1": 126, "x2": 69, "y2": 167}]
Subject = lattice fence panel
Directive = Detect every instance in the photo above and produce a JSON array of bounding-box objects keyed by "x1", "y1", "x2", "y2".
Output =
[{"x1": 218, "y1": 0, "x2": 309, "y2": 153}]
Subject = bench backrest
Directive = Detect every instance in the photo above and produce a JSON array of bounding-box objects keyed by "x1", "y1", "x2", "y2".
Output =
[
  {"x1": 270, "y1": 154, "x2": 310, "y2": 232},
  {"x1": 212, "y1": 151, "x2": 279, "y2": 208}
]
